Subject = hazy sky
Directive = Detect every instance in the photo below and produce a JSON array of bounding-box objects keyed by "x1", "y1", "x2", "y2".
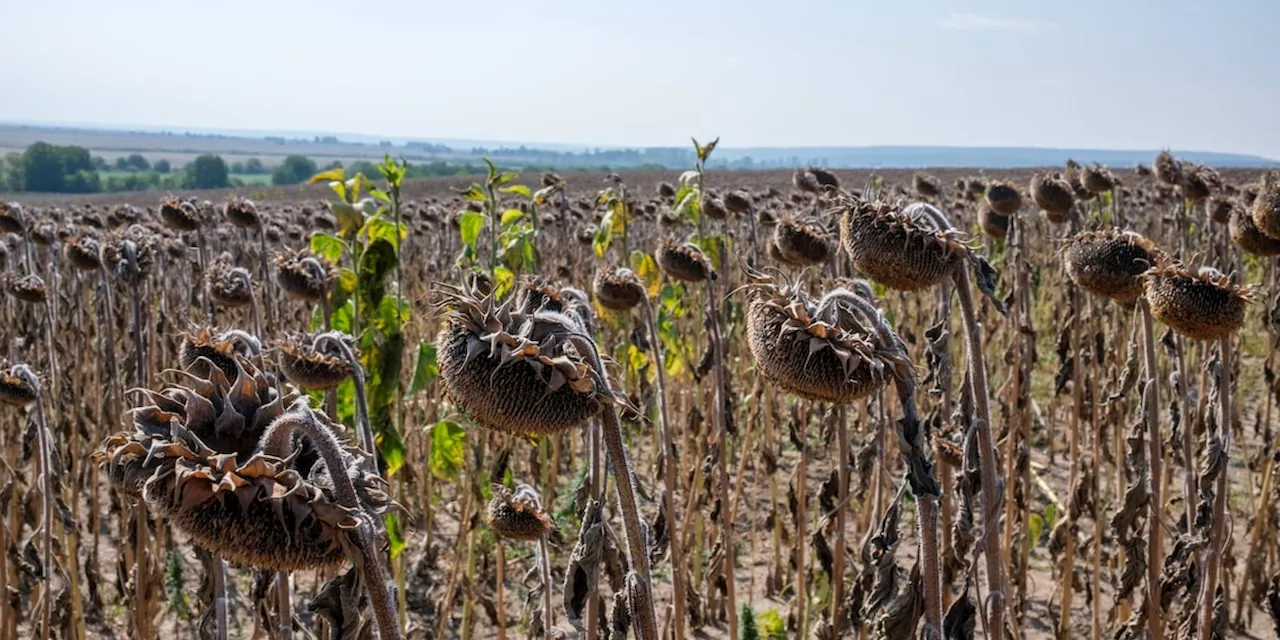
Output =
[{"x1": 3, "y1": 0, "x2": 1278, "y2": 158}]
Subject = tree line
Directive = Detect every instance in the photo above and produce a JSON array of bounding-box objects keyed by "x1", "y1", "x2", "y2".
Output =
[{"x1": 0, "y1": 142, "x2": 663, "y2": 195}]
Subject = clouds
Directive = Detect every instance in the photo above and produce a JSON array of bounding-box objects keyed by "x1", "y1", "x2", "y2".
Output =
[{"x1": 938, "y1": 12, "x2": 1043, "y2": 33}]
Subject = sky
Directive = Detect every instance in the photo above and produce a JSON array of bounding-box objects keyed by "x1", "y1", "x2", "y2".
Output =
[{"x1": 2, "y1": 0, "x2": 1279, "y2": 159}]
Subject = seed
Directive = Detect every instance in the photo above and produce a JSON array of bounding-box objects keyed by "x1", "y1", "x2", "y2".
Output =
[
  {"x1": 1064, "y1": 229, "x2": 1163, "y2": 302},
  {"x1": 1143, "y1": 266, "x2": 1251, "y2": 341},
  {"x1": 593, "y1": 268, "x2": 646, "y2": 311}
]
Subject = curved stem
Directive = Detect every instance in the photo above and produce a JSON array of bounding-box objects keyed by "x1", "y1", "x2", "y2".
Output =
[
  {"x1": 314, "y1": 332, "x2": 376, "y2": 474},
  {"x1": 260, "y1": 408, "x2": 402, "y2": 640},
  {"x1": 953, "y1": 266, "x2": 1007, "y2": 638}
]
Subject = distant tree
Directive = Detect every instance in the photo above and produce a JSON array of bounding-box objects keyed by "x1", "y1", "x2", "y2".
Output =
[
  {"x1": 22, "y1": 142, "x2": 95, "y2": 192},
  {"x1": 153, "y1": 159, "x2": 172, "y2": 174},
  {"x1": 271, "y1": 154, "x2": 318, "y2": 186},
  {"x1": 230, "y1": 161, "x2": 247, "y2": 174},
  {"x1": 186, "y1": 154, "x2": 230, "y2": 189},
  {"x1": 125, "y1": 153, "x2": 150, "y2": 171},
  {"x1": 92, "y1": 156, "x2": 109, "y2": 171},
  {"x1": 114, "y1": 157, "x2": 130, "y2": 171},
  {"x1": 322, "y1": 160, "x2": 344, "y2": 171},
  {"x1": 244, "y1": 158, "x2": 266, "y2": 174}
]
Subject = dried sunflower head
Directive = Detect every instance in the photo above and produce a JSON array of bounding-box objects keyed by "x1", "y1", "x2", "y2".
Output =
[
  {"x1": 180, "y1": 328, "x2": 263, "y2": 381},
  {"x1": 656, "y1": 182, "x2": 676, "y2": 199},
  {"x1": 275, "y1": 249, "x2": 333, "y2": 301},
  {"x1": 1251, "y1": 172, "x2": 1280, "y2": 239},
  {"x1": 1207, "y1": 196, "x2": 1235, "y2": 225},
  {"x1": 160, "y1": 198, "x2": 201, "y2": 232},
  {"x1": 1029, "y1": 170, "x2": 1070, "y2": 222},
  {"x1": 6, "y1": 273, "x2": 47, "y2": 304},
  {"x1": 276, "y1": 333, "x2": 356, "y2": 391},
  {"x1": 1143, "y1": 266, "x2": 1252, "y2": 341},
  {"x1": 1230, "y1": 207, "x2": 1280, "y2": 257},
  {"x1": 99, "y1": 357, "x2": 390, "y2": 572},
  {"x1": 743, "y1": 272, "x2": 911, "y2": 404},
  {"x1": 793, "y1": 167, "x2": 840, "y2": 194},
  {"x1": 1153, "y1": 151, "x2": 1182, "y2": 186},
  {"x1": 0, "y1": 203, "x2": 24, "y2": 235},
  {"x1": 486, "y1": 484, "x2": 553, "y2": 541},
  {"x1": 516, "y1": 279, "x2": 594, "y2": 333},
  {"x1": 593, "y1": 268, "x2": 646, "y2": 312},
  {"x1": 772, "y1": 219, "x2": 831, "y2": 266},
  {"x1": 984, "y1": 181, "x2": 1022, "y2": 216},
  {"x1": 0, "y1": 361, "x2": 38, "y2": 407},
  {"x1": 981, "y1": 209, "x2": 1009, "y2": 240},
  {"x1": 1064, "y1": 230, "x2": 1164, "y2": 302},
  {"x1": 913, "y1": 173, "x2": 941, "y2": 198},
  {"x1": 208, "y1": 254, "x2": 254, "y2": 307},
  {"x1": 723, "y1": 190, "x2": 753, "y2": 214},
  {"x1": 436, "y1": 284, "x2": 612, "y2": 435},
  {"x1": 704, "y1": 198, "x2": 728, "y2": 221},
  {"x1": 223, "y1": 197, "x2": 260, "y2": 229},
  {"x1": 102, "y1": 225, "x2": 157, "y2": 283},
  {"x1": 65, "y1": 235, "x2": 102, "y2": 271},
  {"x1": 1081, "y1": 165, "x2": 1115, "y2": 194},
  {"x1": 840, "y1": 200, "x2": 966, "y2": 292},
  {"x1": 657, "y1": 239, "x2": 713, "y2": 283}
]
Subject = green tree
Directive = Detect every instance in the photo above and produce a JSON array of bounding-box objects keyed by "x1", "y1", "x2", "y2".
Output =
[
  {"x1": 245, "y1": 158, "x2": 266, "y2": 174},
  {"x1": 271, "y1": 154, "x2": 318, "y2": 186},
  {"x1": 154, "y1": 159, "x2": 172, "y2": 174},
  {"x1": 125, "y1": 153, "x2": 150, "y2": 171},
  {"x1": 22, "y1": 141, "x2": 95, "y2": 192},
  {"x1": 186, "y1": 154, "x2": 230, "y2": 189}
]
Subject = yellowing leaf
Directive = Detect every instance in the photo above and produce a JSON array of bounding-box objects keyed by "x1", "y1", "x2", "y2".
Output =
[
  {"x1": 500, "y1": 184, "x2": 532, "y2": 198},
  {"x1": 500, "y1": 208, "x2": 524, "y2": 226},
  {"x1": 494, "y1": 265, "x2": 514, "y2": 299},
  {"x1": 630, "y1": 250, "x2": 661, "y2": 298},
  {"x1": 459, "y1": 211, "x2": 486, "y2": 249}
]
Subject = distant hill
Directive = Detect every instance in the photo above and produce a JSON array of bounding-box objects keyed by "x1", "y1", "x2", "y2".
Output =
[{"x1": 1, "y1": 122, "x2": 1274, "y2": 169}]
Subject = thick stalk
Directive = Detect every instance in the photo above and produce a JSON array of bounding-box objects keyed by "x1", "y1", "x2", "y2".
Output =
[
  {"x1": 212, "y1": 557, "x2": 230, "y2": 640},
  {"x1": 495, "y1": 545, "x2": 507, "y2": 640},
  {"x1": 953, "y1": 266, "x2": 1007, "y2": 638},
  {"x1": 706, "y1": 278, "x2": 736, "y2": 640},
  {"x1": 586, "y1": 417, "x2": 601, "y2": 640},
  {"x1": 258, "y1": 224, "x2": 276, "y2": 334},
  {"x1": 832, "y1": 406, "x2": 849, "y2": 635},
  {"x1": 539, "y1": 537, "x2": 554, "y2": 635},
  {"x1": 1139, "y1": 302, "x2": 1164, "y2": 640},
  {"x1": 1197, "y1": 337, "x2": 1231, "y2": 640},
  {"x1": 641, "y1": 298, "x2": 686, "y2": 640},
  {"x1": 25, "y1": 371, "x2": 53, "y2": 640},
  {"x1": 1176, "y1": 336, "x2": 1196, "y2": 531},
  {"x1": 599, "y1": 406, "x2": 659, "y2": 640},
  {"x1": 276, "y1": 572, "x2": 293, "y2": 640},
  {"x1": 1059, "y1": 285, "x2": 1083, "y2": 638}
]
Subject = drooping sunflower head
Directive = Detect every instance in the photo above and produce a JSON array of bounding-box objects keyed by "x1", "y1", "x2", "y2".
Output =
[
  {"x1": 436, "y1": 283, "x2": 612, "y2": 435},
  {"x1": 1143, "y1": 265, "x2": 1253, "y2": 341},
  {"x1": 772, "y1": 218, "x2": 831, "y2": 267},
  {"x1": 208, "y1": 254, "x2": 255, "y2": 308},
  {"x1": 593, "y1": 267, "x2": 646, "y2": 312},
  {"x1": 0, "y1": 361, "x2": 38, "y2": 408},
  {"x1": 223, "y1": 197, "x2": 261, "y2": 229},
  {"x1": 743, "y1": 271, "x2": 911, "y2": 404},
  {"x1": 486, "y1": 484, "x2": 553, "y2": 542},
  {"x1": 840, "y1": 200, "x2": 967, "y2": 292},
  {"x1": 657, "y1": 239, "x2": 713, "y2": 283},
  {"x1": 1064, "y1": 229, "x2": 1165, "y2": 302},
  {"x1": 160, "y1": 198, "x2": 202, "y2": 232},
  {"x1": 274, "y1": 249, "x2": 334, "y2": 302},
  {"x1": 99, "y1": 358, "x2": 391, "y2": 572},
  {"x1": 179, "y1": 328, "x2": 263, "y2": 381},
  {"x1": 276, "y1": 333, "x2": 356, "y2": 391}
]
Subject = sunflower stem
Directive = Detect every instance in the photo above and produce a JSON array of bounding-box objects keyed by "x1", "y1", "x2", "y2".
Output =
[
  {"x1": 1197, "y1": 336, "x2": 1232, "y2": 640},
  {"x1": 1140, "y1": 301, "x2": 1165, "y2": 640},
  {"x1": 276, "y1": 571, "x2": 293, "y2": 640}
]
